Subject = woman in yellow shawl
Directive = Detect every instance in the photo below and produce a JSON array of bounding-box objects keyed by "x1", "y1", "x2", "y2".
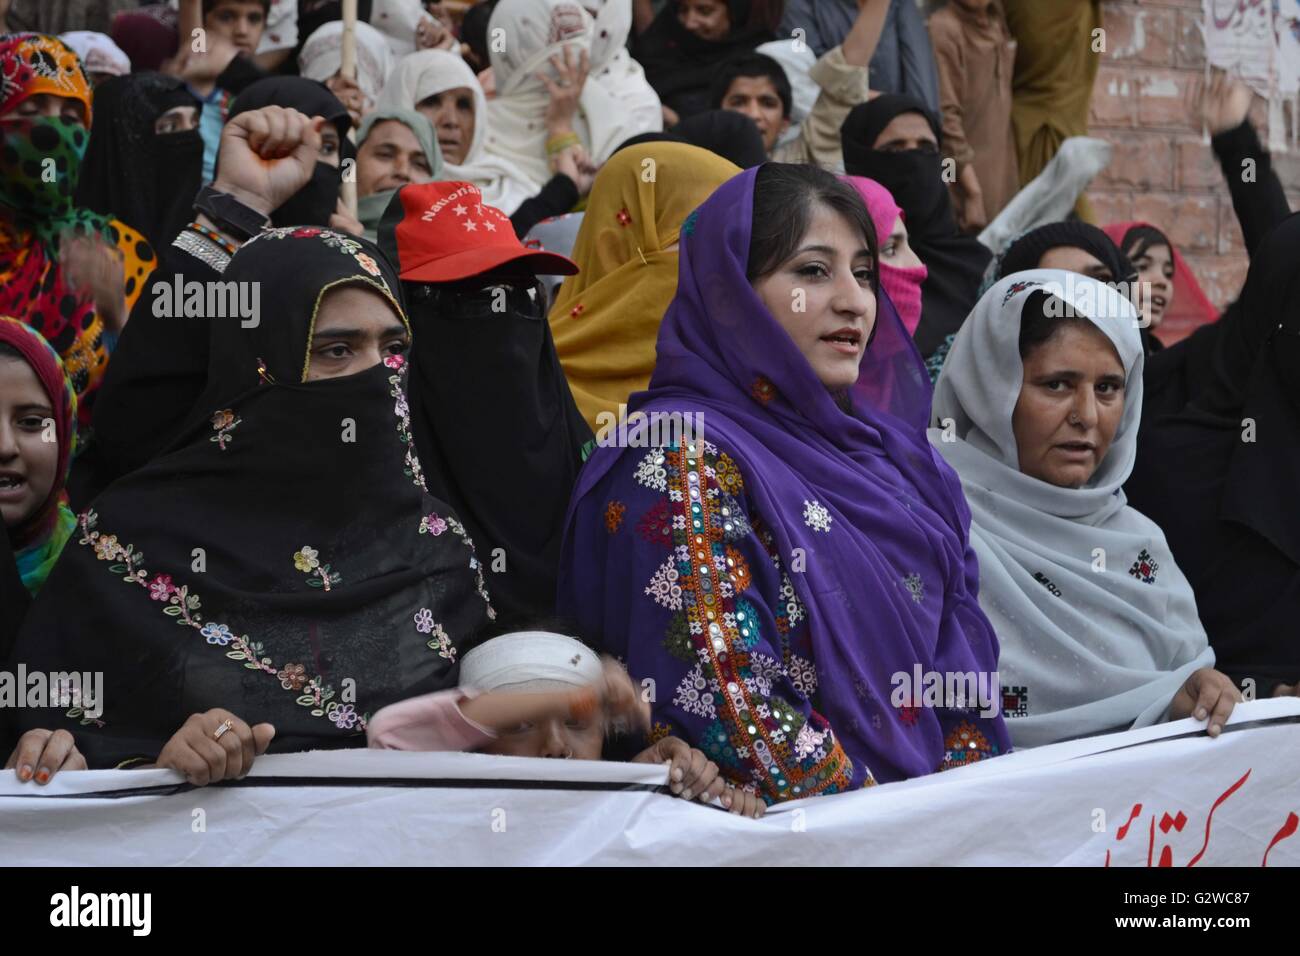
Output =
[
  {"x1": 549, "y1": 142, "x2": 739, "y2": 431},
  {"x1": 1002, "y1": 0, "x2": 1103, "y2": 220},
  {"x1": 0, "y1": 34, "x2": 156, "y2": 427}
]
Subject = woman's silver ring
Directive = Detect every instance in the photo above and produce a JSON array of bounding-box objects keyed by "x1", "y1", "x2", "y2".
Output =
[{"x1": 213, "y1": 719, "x2": 234, "y2": 741}]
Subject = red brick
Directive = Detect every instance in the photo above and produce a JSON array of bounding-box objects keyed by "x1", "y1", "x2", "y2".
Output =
[
  {"x1": 1174, "y1": 9, "x2": 1205, "y2": 68},
  {"x1": 1086, "y1": 191, "x2": 1133, "y2": 225},
  {"x1": 1102, "y1": 4, "x2": 1175, "y2": 66},
  {"x1": 1182, "y1": 255, "x2": 1250, "y2": 312},
  {"x1": 1176, "y1": 138, "x2": 1220, "y2": 190},
  {"x1": 1093, "y1": 135, "x2": 1174, "y2": 189},
  {"x1": 1132, "y1": 193, "x2": 1219, "y2": 251},
  {"x1": 1136, "y1": 68, "x2": 1199, "y2": 131},
  {"x1": 1090, "y1": 66, "x2": 1138, "y2": 128}
]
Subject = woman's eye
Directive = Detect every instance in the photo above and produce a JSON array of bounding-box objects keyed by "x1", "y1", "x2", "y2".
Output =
[
  {"x1": 854, "y1": 268, "x2": 875, "y2": 283},
  {"x1": 796, "y1": 264, "x2": 828, "y2": 279},
  {"x1": 17, "y1": 416, "x2": 45, "y2": 430},
  {"x1": 320, "y1": 344, "x2": 350, "y2": 359},
  {"x1": 385, "y1": 340, "x2": 408, "y2": 355},
  {"x1": 321, "y1": 142, "x2": 338, "y2": 156},
  {"x1": 565, "y1": 719, "x2": 589, "y2": 731},
  {"x1": 1044, "y1": 380, "x2": 1066, "y2": 392},
  {"x1": 881, "y1": 243, "x2": 897, "y2": 257}
]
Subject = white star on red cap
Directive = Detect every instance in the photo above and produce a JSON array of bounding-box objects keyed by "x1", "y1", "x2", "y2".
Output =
[
  {"x1": 453, "y1": 204, "x2": 467, "y2": 216},
  {"x1": 482, "y1": 220, "x2": 497, "y2": 232},
  {"x1": 463, "y1": 220, "x2": 478, "y2": 231}
]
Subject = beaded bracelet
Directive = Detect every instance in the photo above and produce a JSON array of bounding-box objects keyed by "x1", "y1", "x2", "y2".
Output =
[{"x1": 186, "y1": 220, "x2": 239, "y2": 255}]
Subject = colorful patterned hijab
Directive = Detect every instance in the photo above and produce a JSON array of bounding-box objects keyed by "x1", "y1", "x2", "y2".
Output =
[
  {"x1": 0, "y1": 316, "x2": 77, "y2": 594},
  {"x1": 548, "y1": 142, "x2": 740, "y2": 430},
  {"x1": 0, "y1": 34, "x2": 156, "y2": 425},
  {"x1": 558, "y1": 166, "x2": 1010, "y2": 792}
]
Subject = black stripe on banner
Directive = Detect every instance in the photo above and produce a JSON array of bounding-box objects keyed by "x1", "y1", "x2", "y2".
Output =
[
  {"x1": 1067, "y1": 713, "x2": 1300, "y2": 761},
  {"x1": 0, "y1": 775, "x2": 674, "y2": 801}
]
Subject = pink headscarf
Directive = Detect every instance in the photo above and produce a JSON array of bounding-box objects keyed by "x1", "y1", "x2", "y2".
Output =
[
  {"x1": 843, "y1": 175, "x2": 928, "y2": 336},
  {"x1": 1102, "y1": 221, "x2": 1218, "y2": 345}
]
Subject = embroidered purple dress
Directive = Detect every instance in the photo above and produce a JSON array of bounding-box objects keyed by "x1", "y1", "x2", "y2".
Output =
[{"x1": 557, "y1": 167, "x2": 1009, "y2": 804}]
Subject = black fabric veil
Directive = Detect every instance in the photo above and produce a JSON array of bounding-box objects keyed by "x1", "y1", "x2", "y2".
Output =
[
  {"x1": 226, "y1": 77, "x2": 354, "y2": 229},
  {"x1": 841, "y1": 94, "x2": 992, "y2": 357},
  {"x1": 74, "y1": 72, "x2": 204, "y2": 254},
  {"x1": 12, "y1": 230, "x2": 495, "y2": 767}
]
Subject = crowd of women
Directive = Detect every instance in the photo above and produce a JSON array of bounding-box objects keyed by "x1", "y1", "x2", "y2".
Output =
[{"x1": 0, "y1": 0, "x2": 1295, "y2": 821}]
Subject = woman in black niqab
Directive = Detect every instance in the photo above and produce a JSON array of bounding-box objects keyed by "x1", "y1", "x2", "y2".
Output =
[
  {"x1": 74, "y1": 72, "x2": 204, "y2": 255},
  {"x1": 841, "y1": 94, "x2": 992, "y2": 358},
  {"x1": 10, "y1": 230, "x2": 495, "y2": 768}
]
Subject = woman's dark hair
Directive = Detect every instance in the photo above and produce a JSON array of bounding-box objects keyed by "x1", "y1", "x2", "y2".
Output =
[
  {"x1": 1018, "y1": 290, "x2": 1097, "y2": 358},
  {"x1": 746, "y1": 163, "x2": 879, "y2": 289},
  {"x1": 460, "y1": 0, "x2": 500, "y2": 71},
  {"x1": 1120, "y1": 224, "x2": 1175, "y2": 275},
  {"x1": 709, "y1": 52, "x2": 792, "y2": 118},
  {"x1": 0, "y1": 342, "x2": 24, "y2": 361}
]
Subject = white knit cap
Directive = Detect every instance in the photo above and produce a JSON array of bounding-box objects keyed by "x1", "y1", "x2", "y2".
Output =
[{"x1": 459, "y1": 631, "x2": 602, "y2": 693}]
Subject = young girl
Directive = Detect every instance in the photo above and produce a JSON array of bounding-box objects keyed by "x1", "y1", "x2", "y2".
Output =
[{"x1": 0, "y1": 317, "x2": 77, "y2": 597}]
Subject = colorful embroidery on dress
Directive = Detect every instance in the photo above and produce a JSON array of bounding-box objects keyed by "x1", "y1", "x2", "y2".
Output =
[
  {"x1": 1001, "y1": 685, "x2": 1029, "y2": 718},
  {"x1": 654, "y1": 442, "x2": 858, "y2": 802},
  {"x1": 616, "y1": 206, "x2": 632, "y2": 227},
  {"x1": 902, "y1": 572, "x2": 925, "y2": 604},
  {"x1": 604, "y1": 500, "x2": 626, "y2": 533},
  {"x1": 802, "y1": 499, "x2": 832, "y2": 533},
  {"x1": 54, "y1": 677, "x2": 103, "y2": 728},
  {"x1": 939, "y1": 720, "x2": 999, "y2": 771},
  {"x1": 636, "y1": 498, "x2": 673, "y2": 544},
  {"x1": 569, "y1": 302, "x2": 585, "y2": 318},
  {"x1": 750, "y1": 375, "x2": 776, "y2": 405},
  {"x1": 648, "y1": 721, "x2": 672, "y2": 744},
  {"x1": 419, "y1": 513, "x2": 448, "y2": 536},
  {"x1": 209, "y1": 408, "x2": 241, "y2": 450},
  {"x1": 414, "y1": 608, "x2": 457, "y2": 662},
  {"x1": 78, "y1": 509, "x2": 368, "y2": 732},
  {"x1": 680, "y1": 208, "x2": 699, "y2": 238},
  {"x1": 294, "y1": 545, "x2": 342, "y2": 591},
  {"x1": 1128, "y1": 548, "x2": 1159, "y2": 584},
  {"x1": 385, "y1": 360, "x2": 496, "y2": 619}
]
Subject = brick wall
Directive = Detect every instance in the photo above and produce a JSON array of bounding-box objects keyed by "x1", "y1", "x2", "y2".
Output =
[{"x1": 1085, "y1": 0, "x2": 1300, "y2": 313}]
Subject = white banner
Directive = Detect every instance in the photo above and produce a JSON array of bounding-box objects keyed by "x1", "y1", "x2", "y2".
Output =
[{"x1": 2, "y1": 699, "x2": 1298, "y2": 866}]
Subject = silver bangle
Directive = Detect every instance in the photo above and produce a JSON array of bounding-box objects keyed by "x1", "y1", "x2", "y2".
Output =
[{"x1": 172, "y1": 228, "x2": 233, "y2": 274}]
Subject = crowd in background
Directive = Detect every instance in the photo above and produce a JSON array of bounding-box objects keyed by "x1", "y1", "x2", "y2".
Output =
[{"x1": 0, "y1": 0, "x2": 1295, "y2": 818}]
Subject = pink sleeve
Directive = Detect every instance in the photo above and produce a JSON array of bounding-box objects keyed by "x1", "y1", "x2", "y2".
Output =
[{"x1": 366, "y1": 688, "x2": 498, "y2": 752}]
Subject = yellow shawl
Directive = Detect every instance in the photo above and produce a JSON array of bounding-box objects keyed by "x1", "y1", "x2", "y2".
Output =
[{"x1": 549, "y1": 142, "x2": 740, "y2": 431}]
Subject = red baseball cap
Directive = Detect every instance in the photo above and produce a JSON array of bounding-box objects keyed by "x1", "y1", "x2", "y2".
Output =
[{"x1": 376, "y1": 181, "x2": 579, "y2": 282}]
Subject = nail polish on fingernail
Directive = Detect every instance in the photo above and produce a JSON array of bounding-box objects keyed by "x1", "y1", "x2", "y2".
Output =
[
  {"x1": 17, "y1": 764, "x2": 32, "y2": 782},
  {"x1": 35, "y1": 769, "x2": 50, "y2": 784}
]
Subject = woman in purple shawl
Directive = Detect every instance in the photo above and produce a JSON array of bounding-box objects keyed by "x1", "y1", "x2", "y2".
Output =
[{"x1": 557, "y1": 164, "x2": 1009, "y2": 804}]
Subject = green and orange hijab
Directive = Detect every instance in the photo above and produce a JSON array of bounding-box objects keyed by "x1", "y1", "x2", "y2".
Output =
[{"x1": 0, "y1": 33, "x2": 156, "y2": 426}]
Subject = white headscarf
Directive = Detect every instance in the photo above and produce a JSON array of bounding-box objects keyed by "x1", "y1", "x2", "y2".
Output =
[
  {"x1": 298, "y1": 20, "x2": 395, "y2": 117},
  {"x1": 929, "y1": 270, "x2": 1213, "y2": 749},
  {"x1": 376, "y1": 49, "x2": 538, "y2": 214},
  {"x1": 486, "y1": 0, "x2": 655, "y2": 193},
  {"x1": 60, "y1": 31, "x2": 130, "y2": 77},
  {"x1": 585, "y1": 0, "x2": 662, "y2": 137},
  {"x1": 370, "y1": 0, "x2": 429, "y2": 57},
  {"x1": 460, "y1": 631, "x2": 603, "y2": 692}
]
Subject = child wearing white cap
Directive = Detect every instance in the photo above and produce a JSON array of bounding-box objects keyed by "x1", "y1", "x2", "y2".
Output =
[{"x1": 368, "y1": 626, "x2": 765, "y2": 817}]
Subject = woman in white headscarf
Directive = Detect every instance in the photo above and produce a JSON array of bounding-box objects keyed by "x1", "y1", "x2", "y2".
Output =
[
  {"x1": 929, "y1": 270, "x2": 1239, "y2": 749},
  {"x1": 376, "y1": 48, "x2": 591, "y2": 231},
  {"x1": 584, "y1": 0, "x2": 663, "y2": 136},
  {"x1": 486, "y1": 0, "x2": 658, "y2": 193},
  {"x1": 298, "y1": 20, "x2": 395, "y2": 125}
]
